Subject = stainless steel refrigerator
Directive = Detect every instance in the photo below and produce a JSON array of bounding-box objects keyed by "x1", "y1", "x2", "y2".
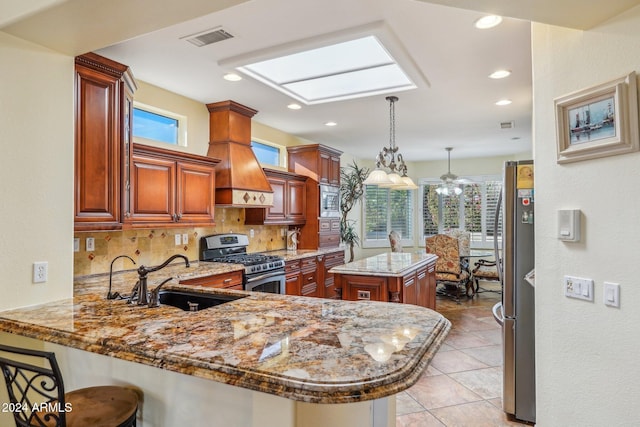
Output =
[{"x1": 492, "y1": 160, "x2": 536, "y2": 423}]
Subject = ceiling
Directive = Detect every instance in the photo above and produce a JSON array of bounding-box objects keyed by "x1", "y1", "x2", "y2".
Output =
[{"x1": 2, "y1": 0, "x2": 639, "y2": 162}]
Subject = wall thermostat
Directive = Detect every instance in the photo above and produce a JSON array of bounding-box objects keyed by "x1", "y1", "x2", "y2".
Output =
[{"x1": 558, "y1": 209, "x2": 581, "y2": 242}]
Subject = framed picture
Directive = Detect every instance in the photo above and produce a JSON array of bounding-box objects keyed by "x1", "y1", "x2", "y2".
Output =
[{"x1": 554, "y1": 71, "x2": 639, "y2": 163}]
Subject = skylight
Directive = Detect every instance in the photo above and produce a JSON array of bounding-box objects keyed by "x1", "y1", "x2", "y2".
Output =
[{"x1": 236, "y1": 36, "x2": 416, "y2": 105}]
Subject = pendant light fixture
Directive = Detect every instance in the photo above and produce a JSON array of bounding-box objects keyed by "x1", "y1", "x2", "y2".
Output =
[
  {"x1": 436, "y1": 147, "x2": 463, "y2": 196},
  {"x1": 363, "y1": 96, "x2": 417, "y2": 190}
]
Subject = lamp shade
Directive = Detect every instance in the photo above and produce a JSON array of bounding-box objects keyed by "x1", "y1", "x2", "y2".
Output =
[
  {"x1": 363, "y1": 168, "x2": 393, "y2": 185},
  {"x1": 399, "y1": 175, "x2": 418, "y2": 190},
  {"x1": 379, "y1": 172, "x2": 404, "y2": 188}
]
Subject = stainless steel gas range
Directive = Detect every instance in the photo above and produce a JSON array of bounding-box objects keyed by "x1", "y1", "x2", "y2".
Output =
[{"x1": 199, "y1": 233, "x2": 285, "y2": 294}]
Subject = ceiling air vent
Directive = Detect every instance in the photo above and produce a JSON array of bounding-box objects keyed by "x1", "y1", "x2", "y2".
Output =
[
  {"x1": 500, "y1": 121, "x2": 514, "y2": 129},
  {"x1": 184, "y1": 27, "x2": 234, "y2": 47}
]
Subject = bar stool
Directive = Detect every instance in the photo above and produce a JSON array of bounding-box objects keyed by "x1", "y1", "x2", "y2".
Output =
[{"x1": 0, "y1": 344, "x2": 139, "y2": 427}]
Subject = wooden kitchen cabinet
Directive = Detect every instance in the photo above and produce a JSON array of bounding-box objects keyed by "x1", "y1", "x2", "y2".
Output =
[
  {"x1": 245, "y1": 168, "x2": 307, "y2": 225},
  {"x1": 179, "y1": 270, "x2": 243, "y2": 290},
  {"x1": 74, "y1": 53, "x2": 136, "y2": 231},
  {"x1": 125, "y1": 143, "x2": 219, "y2": 227},
  {"x1": 320, "y1": 250, "x2": 345, "y2": 299},
  {"x1": 288, "y1": 144, "x2": 342, "y2": 185},
  {"x1": 284, "y1": 259, "x2": 302, "y2": 296},
  {"x1": 334, "y1": 255, "x2": 437, "y2": 309},
  {"x1": 286, "y1": 144, "x2": 342, "y2": 249},
  {"x1": 300, "y1": 256, "x2": 320, "y2": 298}
]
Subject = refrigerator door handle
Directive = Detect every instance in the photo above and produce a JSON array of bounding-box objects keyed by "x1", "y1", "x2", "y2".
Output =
[{"x1": 492, "y1": 302, "x2": 504, "y2": 326}]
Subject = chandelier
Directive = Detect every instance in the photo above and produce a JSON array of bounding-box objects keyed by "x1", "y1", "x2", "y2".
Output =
[{"x1": 363, "y1": 96, "x2": 417, "y2": 190}]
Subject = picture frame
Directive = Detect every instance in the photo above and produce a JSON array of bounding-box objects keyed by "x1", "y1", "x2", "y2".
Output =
[{"x1": 554, "y1": 71, "x2": 639, "y2": 164}]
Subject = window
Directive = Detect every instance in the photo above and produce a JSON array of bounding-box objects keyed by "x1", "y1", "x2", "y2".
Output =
[
  {"x1": 420, "y1": 176, "x2": 502, "y2": 248},
  {"x1": 251, "y1": 139, "x2": 285, "y2": 168},
  {"x1": 363, "y1": 185, "x2": 414, "y2": 247},
  {"x1": 132, "y1": 103, "x2": 187, "y2": 146}
]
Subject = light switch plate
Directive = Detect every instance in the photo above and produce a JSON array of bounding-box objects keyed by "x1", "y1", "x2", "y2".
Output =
[
  {"x1": 564, "y1": 275, "x2": 594, "y2": 301},
  {"x1": 175, "y1": 234, "x2": 182, "y2": 246},
  {"x1": 603, "y1": 282, "x2": 620, "y2": 308},
  {"x1": 182, "y1": 233, "x2": 189, "y2": 245}
]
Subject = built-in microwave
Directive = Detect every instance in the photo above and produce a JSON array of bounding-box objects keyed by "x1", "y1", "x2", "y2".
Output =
[{"x1": 320, "y1": 184, "x2": 340, "y2": 218}]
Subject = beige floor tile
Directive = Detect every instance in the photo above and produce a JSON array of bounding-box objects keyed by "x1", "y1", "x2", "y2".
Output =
[
  {"x1": 396, "y1": 411, "x2": 446, "y2": 427},
  {"x1": 444, "y1": 331, "x2": 494, "y2": 350},
  {"x1": 396, "y1": 391, "x2": 425, "y2": 416},
  {"x1": 406, "y1": 374, "x2": 483, "y2": 409},
  {"x1": 429, "y1": 349, "x2": 489, "y2": 374},
  {"x1": 448, "y1": 367, "x2": 503, "y2": 400},
  {"x1": 460, "y1": 344, "x2": 503, "y2": 367},
  {"x1": 430, "y1": 400, "x2": 527, "y2": 427}
]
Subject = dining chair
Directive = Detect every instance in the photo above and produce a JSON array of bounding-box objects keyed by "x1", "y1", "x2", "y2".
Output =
[
  {"x1": 389, "y1": 230, "x2": 403, "y2": 252},
  {"x1": 471, "y1": 258, "x2": 502, "y2": 294},
  {"x1": 0, "y1": 344, "x2": 139, "y2": 427},
  {"x1": 426, "y1": 234, "x2": 471, "y2": 302}
]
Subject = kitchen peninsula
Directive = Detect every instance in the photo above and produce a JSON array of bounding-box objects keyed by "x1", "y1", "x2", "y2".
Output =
[
  {"x1": 331, "y1": 253, "x2": 438, "y2": 309},
  {"x1": 0, "y1": 263, "x2": 450, "y2": 427}
]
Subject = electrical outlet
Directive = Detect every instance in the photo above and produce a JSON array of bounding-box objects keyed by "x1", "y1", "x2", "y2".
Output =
[
  {"x1": 250, "y1": 229, "x2": 255, "y2": 238},
  {"x1": 33, "y1": 262, "x2": 48, "y2": 283},
  {"x1": 175, "y1": 234, "x2": 182, "y2": 246},
  {"x1": 73, "y1": 238, "x2": 80, "y2": 252},
  {"x1": 564, "y1": 275, "x2": 594, "y2": 301},
  {"x1": 182, "y1": 233, "x2": 189, "y2": 245},
  {"x1": 86, "y1": 237, "x2": 95, "y2": 252}
]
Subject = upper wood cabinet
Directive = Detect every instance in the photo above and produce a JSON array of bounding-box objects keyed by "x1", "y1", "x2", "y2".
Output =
[
  {"x1": 125, "y1": 144, "x2": 220, "y2": 227},
  {"x1": 245, "y1": 168, "x2": 307, "y2": 225},
  {"x1": 74, "y1": 53, "x2": 136, "y2": 230},
  {"x1": 287, "y1": 144, "x2": 342, "y2": 186}
]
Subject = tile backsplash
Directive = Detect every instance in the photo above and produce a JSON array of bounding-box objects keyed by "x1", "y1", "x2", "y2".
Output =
[{"x1": 74, "y1": 208, "x2": 288, "y2": 276}]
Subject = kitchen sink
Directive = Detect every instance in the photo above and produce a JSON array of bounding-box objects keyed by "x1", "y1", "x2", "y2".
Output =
[{"x1": 158, "y1": 290, "x2": 245, "y2": 311}]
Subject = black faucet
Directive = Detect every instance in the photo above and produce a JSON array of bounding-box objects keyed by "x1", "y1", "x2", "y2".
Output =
[
  {"x1": 107, "y1": 255, "x2": 136, "y2": 300},
  {"x1": 135, "y1": 254, "x2": 190, "y2": 305}
]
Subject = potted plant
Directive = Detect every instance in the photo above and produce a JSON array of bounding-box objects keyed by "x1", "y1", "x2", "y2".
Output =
[{"x1": 339, "y1": 161, "x2": 369, "y2": 262}]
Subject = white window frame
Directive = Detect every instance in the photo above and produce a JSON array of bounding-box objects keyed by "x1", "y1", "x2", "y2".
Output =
[
  {"x1": 418, "y1": 175, "x2": 502, "y2": 249},
  {"x1": 362, "y1": 185, "x2": 415, "y2": 248},
  {"x1": 132, "y1": 101, "x2": 188, "y2": 147}
]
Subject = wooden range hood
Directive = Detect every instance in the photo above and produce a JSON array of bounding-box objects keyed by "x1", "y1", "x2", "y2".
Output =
[{"x1": 206, "y1": 100, "x2": 273, "y2": 207}]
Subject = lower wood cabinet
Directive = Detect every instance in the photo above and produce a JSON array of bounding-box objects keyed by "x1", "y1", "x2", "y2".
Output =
[
  {"x1": 335, "y1": 259, "x2": 437, "y2": 309},
  {"x1": 285, "y1": 260, "x2": 302, "y2": 296},
  {"x1": 179, "y1": 270, "x2": 243, "y2": 290},
  {"x1": 321, "y1": 251, "x2": 344, "y2": 299},
  {"x1": 300, "y1": 256, "x2": 320, "y2": 297},
  {"x1": 284, "y1": 250, "x2": 345, "y2": 299}
]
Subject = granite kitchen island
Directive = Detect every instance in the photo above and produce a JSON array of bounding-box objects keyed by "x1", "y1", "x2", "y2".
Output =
[
  {"x1": 331, "y1": 253, "x2": 439, "y2": 309},
  {"x1": 0, "y1": 263, "x2": 449, "y2": 427}
]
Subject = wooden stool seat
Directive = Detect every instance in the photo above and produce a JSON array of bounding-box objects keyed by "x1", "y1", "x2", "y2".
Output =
[
  {"x1": 35, "y1": 386, "x2": 138, "y2": 427},
  {"x1": 0, "y1": 344, "x2": 139, "y2": 427}
]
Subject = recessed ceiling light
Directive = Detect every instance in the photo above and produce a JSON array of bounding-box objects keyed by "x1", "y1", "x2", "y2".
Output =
[
  {"x1": 475, "y1": 15, "x2": 503, "y2": 29},
  {"x1": 489, "y1": 69, "x2": 511, "y2": 79},
  {"x1": 287, "y1": 103, "x2": 302, "y2": 110},
  {"x1": 496, "y1": 99, "x2": 512, "y2": 106},
  {"x1": 223, "y1": 73, "x2": 242, "y2": 81},
  {"x1": 325, "y1": 121, "x2": 338, "y2": 127}
]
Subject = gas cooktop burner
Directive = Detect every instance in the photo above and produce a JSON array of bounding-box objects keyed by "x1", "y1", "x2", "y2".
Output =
[{"x1": 199, "y1": 233, "x2": 285, "y2": 275}]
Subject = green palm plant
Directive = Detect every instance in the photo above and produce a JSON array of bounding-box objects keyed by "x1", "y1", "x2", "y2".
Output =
[{"x1": 339, "y1": 161, "x2": 369, "y2": 262}]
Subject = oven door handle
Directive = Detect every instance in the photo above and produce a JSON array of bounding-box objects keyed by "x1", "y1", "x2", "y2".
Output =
[{"x1": 246, "y1": 270, "x2": 285, "y2": 283}]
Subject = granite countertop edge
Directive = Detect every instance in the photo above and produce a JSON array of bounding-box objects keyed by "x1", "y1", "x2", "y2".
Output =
[{"x1": 0, "y1": 252, "x2": 450, "y2": 405}]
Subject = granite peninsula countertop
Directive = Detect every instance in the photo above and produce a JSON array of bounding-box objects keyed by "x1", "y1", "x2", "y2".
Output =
[
  {"x1": 0, "y1": 259, "x2": 450, "y2": 404},
  {"x1": 329, "y1": 252, "x2": 438, "y2": 277}
]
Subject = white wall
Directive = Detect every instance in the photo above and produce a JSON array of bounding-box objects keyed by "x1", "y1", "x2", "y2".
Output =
[
  {"x1": 0, "y1": 32, "x2": 73, "y2": 310},
  {"x1": 532, "y1": 9, "x2": 640, "y2": 427}
]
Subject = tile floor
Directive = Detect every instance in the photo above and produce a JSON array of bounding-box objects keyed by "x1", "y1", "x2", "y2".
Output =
[{"x1": 396, "y1": 283, "x2": 532, "y2": 427}]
